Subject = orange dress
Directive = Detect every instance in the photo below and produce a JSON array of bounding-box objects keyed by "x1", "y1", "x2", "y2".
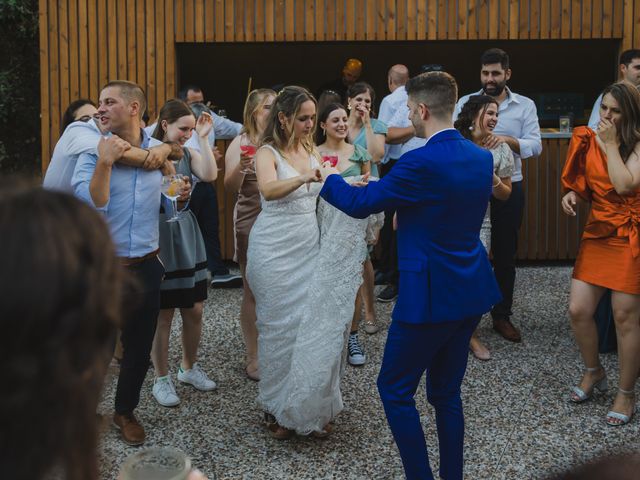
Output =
[{"x1": 562, "y1": 126, "x2": 640, "y2": 294}]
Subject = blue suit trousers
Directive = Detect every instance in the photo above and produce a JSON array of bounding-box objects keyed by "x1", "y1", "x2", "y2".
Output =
[{"x1": 377, "y1": 316, "x2": 480, "y2": 480}]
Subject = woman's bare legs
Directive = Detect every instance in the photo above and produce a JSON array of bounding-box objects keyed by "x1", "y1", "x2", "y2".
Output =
[
  {"x1": 239, "y1": 263, "x2": 259, "y2": 379},
  {"x1": 568, "y1": 279, "x2": 607, "y2": 394},
  {"x1": 609, "y1": 291, "x2": 640, "y2": 419},
  {"x1": 361, "y1": 259, "x2": 378, "y2": 332},
  {"x1": 180, "y1": 301, "x2": 204, "y2": 370},
  {"x1": 152, "y1": 308, "x2": 176, "y2": 377}
]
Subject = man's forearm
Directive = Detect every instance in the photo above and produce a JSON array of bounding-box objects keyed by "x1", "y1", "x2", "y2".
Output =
[
  {"x1": 89, "y1": 162, "x2": 112, "y2": 208},
  {"x1": 387, "y1": 126, "x2": 415, "y2": 145}
]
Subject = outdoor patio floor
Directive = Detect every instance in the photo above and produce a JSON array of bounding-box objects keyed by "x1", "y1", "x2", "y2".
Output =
[{"x1": 98, "y1": 265, "x2": 640, "y2": 479}]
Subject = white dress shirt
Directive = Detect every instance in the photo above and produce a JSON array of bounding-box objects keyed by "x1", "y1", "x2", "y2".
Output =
[
  {"x1": 454, "y1": 88, "x2": 542, "y2": 182},
  {"x1": 379, "y1": 86, "x2": 409, "y2": 163},
  {"x1": 388, "y1": 96, "x2": 427, "y2": 157},
  {"x1": 43, "y1": 120, "x2": 102, "y2": 192}
]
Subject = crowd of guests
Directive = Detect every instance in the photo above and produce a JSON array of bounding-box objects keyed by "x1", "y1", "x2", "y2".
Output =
[{"x1": 6, "y1": 46, "x2": 639, "y2": 479}]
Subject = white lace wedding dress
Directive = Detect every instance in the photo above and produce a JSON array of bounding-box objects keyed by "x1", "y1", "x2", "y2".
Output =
[{"x1": 246, "y1": 145, "x2": 371, "y2": 434}]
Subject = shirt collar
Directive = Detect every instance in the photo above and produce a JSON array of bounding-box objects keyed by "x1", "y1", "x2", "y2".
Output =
[
  {"x1": 425, "y1": 127, "x2": 456, "y2": 145},
  {"x1": 474, "y1": 87, "x2": 520, "y2": 105}
]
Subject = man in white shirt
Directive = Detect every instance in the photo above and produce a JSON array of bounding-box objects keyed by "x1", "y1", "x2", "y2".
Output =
[
  {"x1": 454, "y1": 48, "x2": 542, "y2": 343},
  {"x1": 588, "y1": 49, "x2": 640, "y2": 130},
  {"x1": 45, "y1": 109, "x2": 177, "y2": 193},
  {"x1": 375, "y1": 64, "x2": 410, "y2": 302}
]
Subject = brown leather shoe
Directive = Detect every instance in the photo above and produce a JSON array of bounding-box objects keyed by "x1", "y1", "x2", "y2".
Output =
[
  {"x1": 492, "y1": 318, "x2": 522, "y2": 343},
  {"x1": 113, "y1": 413, "x2": 145, "y2": 446}
]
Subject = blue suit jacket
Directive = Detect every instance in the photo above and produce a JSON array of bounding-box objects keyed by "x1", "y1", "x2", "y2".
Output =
[{"x1": 320, "y1": 129, "x2": 502, "y2": 324}]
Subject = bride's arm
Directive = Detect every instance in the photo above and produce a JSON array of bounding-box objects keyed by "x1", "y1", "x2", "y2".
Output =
[{"x1": 256, "y1": 147, "x2": 321, "y2": 201}]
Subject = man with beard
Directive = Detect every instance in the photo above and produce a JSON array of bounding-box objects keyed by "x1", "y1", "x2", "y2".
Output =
[
  {"x1": 588, "y1": 49, "x2": 640, "y2": 130},
  {"x1": 454, "y1": 48, "x2": 542, "y2": 343}
]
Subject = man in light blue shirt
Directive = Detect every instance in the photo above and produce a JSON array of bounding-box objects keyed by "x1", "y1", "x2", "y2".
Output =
[
  {"x1": 588, "y1": 49, "x2": 640, "y2": 130},
  {"x1": 454, "y1": 48, "x2": 542, "y2": 343},
  {"x1": 376, "y1": 64, "x2": 414, "y2": 303},
  {"x1": 72, "y1": 80, "x2": 165, "y2": 446},
  {"x1": 46, "y1": 112, "x2": 177, "y2": 193}
]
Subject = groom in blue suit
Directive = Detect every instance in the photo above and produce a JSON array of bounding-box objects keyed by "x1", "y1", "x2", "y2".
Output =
[{"x1": 319, "y1": 72, "x2": 501, "y2": 480}]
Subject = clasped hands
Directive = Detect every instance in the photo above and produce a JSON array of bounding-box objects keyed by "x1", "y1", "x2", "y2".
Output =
[
  {"x1": 97, "y1": 135, "x2": 183, "y2": 175},
  {"x1": 312, "y1": 162, "x2": 370, "y2": 187}
]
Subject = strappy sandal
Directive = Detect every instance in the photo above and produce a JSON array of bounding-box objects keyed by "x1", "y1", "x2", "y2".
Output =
[
  {"x1": 311, "y1": 422, "x2": 334, "y2": 439},
  {"x1": 570, "y1": 366, "x2": 608, "y2": 403},
  {"x1": 606, "y1": 388, "x2": 637, "y2": 426},
  {"x1": 263, "y1": 413, "x2": 293, "y2": 440},
  {"x1": 363, "y1": 319, "x2": 379, "y2": 334}
]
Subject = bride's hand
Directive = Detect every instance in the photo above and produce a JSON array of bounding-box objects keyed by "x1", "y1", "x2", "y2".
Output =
[
  {"x1": 319, "y1": 163, "x2": 339, "y2": 181},
  {"x1": 302, "y1": 168, "x2": 322, "y2": 183}
]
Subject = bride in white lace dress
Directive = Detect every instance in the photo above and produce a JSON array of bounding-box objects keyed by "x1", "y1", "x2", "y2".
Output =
[{"x1": 246, "y1": 87, "x2": 369, "y2": 439}]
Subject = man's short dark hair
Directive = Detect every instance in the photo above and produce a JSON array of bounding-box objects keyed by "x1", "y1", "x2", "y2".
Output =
[
  {"x1": 405, "y1": 71, "x2": 458, "y2": 120},
  {"x1": 178, "y1": 84, "x2": 202, "y2": 101},
  {"x1": 620, "y1": 49, "x2": 640, "y2": 66},
  {"x1": 481, "y1": 48, "x2": 510, "y2": 70},
  {"x1": 103, "y1": 80, "x2": 147, "y2": 119}
]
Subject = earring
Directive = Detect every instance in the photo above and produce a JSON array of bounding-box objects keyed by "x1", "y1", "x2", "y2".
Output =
[
  {"x1": 469, "y1": 125, "x2": 474, "y2": 131},
  {"x1": 322, "y1": 127, "x2": 326, "y2": 136},
  {"x1": 280, "y1": 123, "x2": 285, "y2": 130},
  {"x1": 347, "y1": 104, "x2": 352, "y2": 111}
]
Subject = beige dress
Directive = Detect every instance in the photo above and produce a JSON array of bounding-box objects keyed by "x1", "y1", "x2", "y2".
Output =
[{"x1": 233, "y1": 134, "x2": 262, "y2": 266}]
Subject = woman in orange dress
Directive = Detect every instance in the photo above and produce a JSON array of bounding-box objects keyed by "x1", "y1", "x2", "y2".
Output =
[{"x1": 561, "y1": 81, "x2": 640, "y2": 426}]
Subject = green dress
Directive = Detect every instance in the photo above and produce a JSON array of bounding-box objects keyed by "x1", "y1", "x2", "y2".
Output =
[
  {"x1": 351, "y1": 118, "x2": 387, "y2": 178},
  {"x1": 340, "y1": 144, "x2": 371, "y2": 178}
]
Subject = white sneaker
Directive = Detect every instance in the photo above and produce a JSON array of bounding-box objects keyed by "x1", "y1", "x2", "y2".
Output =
[
  {"x1": 152, "y1": 375, "x2": 180, "y2": 407},
  {"x1": 177, "y1": 363, "x2": 217, "y2": 391}
]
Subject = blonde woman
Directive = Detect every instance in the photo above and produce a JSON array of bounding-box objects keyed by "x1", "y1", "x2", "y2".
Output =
[{"x1": 224, "y1": 88, "x2": 276, "y2": 381}]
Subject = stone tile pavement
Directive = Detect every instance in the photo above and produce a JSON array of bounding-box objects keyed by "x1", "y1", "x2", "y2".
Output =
[{"x1": 98, "y1": 266, "x2": 640, "y2": 479}]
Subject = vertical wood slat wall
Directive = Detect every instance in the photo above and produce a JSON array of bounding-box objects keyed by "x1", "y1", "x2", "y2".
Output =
[
  {"x1": 41, "y1": 0, "x2": 638, "y2": 171},
  {"x1": 39, "y1": 0, "x2": 639, "y2": 260}
]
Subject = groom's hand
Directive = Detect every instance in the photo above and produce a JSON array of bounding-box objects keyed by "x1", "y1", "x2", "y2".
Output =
[{"x1": 319, "y1": 162, "x2": 339, "y2": 181}]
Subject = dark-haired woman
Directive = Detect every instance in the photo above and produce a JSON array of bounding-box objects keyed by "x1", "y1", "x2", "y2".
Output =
[
  {"x1": 454, "y1": 94, "x2": 514, "y2": 361},
  {"x1": 346, "y1": 82, "x2": 387, "y2": 178},
  {"x1": 316, "y1": 102, "x2": 384, "y2": 363},
  {"x1": 0, "y1": 185, "x2": 121, "y2": 480},
  {"x1": 61, "y1": 98, "x2": 97, "y2": 133},
  {"x1": 150, "y1": 99, "x2": 218, "y2": 407},
  {"x1": 561, "y1": 82, "x2": 640, "y2": 426}
]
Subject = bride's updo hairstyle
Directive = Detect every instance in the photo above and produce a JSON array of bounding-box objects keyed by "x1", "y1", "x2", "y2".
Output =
[{"x1": 261, "y1": 85, "x2": 317, "y2": 155}]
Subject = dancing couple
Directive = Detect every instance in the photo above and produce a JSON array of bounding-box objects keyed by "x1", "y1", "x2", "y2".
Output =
[{"x1": 248, "y1": 74, "x2": 500, "y2": 480}]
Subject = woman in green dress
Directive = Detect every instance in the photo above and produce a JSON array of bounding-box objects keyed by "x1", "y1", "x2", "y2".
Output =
[
  {"x1": 346, "y1": 82, "x2": 387, "y2": 178},
  {"x1": 316, "y1": 102, "x2": 384, "y2": 366}
]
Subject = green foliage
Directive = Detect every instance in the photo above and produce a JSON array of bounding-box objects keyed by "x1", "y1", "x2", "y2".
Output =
[{"x1": 0, "y1": 0, "x2": 40, "y2": 175}]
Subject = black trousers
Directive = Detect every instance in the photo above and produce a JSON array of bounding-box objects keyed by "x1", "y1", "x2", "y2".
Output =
[
  {"x1": 490, "y1": 180, "x2": 525, "y2": 320},
  {"x1": 378, "y1": 158, "x2": 399, "y2": 285},
  {"x1": 189, "y1": 182, "x2": 228, "y2": 276},
  {"x1": 115, "y1": 255, "x2": 164, "y2": 415}
]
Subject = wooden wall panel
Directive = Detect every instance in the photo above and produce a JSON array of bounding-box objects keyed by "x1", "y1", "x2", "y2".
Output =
[{"x1": 39, "y1": 0, "x2": 638, "y2": 261}]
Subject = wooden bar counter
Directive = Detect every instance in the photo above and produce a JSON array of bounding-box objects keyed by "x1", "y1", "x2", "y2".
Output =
[{"x1": 518, "y1": 130, "x2": 588, "y2": 261}]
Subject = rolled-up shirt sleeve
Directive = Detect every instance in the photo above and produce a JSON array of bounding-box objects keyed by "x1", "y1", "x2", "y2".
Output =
[
  {"x1": 517, "y1": 101, "x2": 542, "y2": 159},
  {"x1": 72, "y1": 152, "x2": 109, "y2": 212}
]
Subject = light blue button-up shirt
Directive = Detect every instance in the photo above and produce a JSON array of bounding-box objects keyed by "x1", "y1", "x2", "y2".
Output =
[
  {"x1": 72, "y1": 129, "x2": 163, "y2": 258},
  {"x1": 454, "y1": 88, "x2": 542, "y2": 182},
  {"x1": 44, "y1": 120, "x2": 102, "y2": 192}
]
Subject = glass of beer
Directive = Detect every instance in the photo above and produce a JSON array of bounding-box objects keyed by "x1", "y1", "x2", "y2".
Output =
[{"x1": 120, "y1": 447, "x2": 191, "y2": 480}]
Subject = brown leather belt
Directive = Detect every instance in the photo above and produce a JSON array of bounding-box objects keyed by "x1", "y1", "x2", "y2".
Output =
[{"x1": 120, "y1": 249, "x2": 159, "y2": 267}]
